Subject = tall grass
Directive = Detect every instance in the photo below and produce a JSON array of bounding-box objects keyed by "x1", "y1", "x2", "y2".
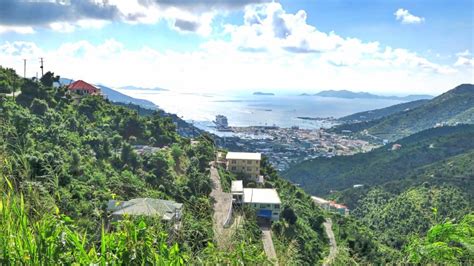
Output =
[{"x1": 1, "y1": 169, "x2": 186, "y2": 265}]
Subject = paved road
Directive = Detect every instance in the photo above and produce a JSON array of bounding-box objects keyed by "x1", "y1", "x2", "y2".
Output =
[
  {"x1": 260, "y1": 225, "x2": 279, "y2": 265},
  {"x1": 210, "y1": 166, "x2": 233, "y2": 249},
  {"x1": 323, "y1": 218, "x2": 337, "y2": 266}
]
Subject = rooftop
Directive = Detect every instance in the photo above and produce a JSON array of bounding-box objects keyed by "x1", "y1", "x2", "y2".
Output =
[
  {"x1": 68, "y1": 80, "x2": 99, "y2": 91},
  {"x1": 243, "y1": 188, "x2": 281, "y2": 204},
  {"x1": 312, "y1": 196, "x2": 330, "y2": 204},
  {"x1": 226, "y1": 152, "x2": 262, "y2": 160},
  {"x1": 231, "y1": 180, "x2": 244, "y2": 193}
]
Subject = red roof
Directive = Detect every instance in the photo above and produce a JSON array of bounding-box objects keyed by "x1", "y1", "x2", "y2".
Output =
[{"x1": 68, "y1": 80, "x2": 99, "y2": 93}]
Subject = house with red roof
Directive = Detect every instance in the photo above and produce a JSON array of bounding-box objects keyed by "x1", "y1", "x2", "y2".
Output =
[{"x1": 68, "y1": 80, "x2": 101, "y2": 96}]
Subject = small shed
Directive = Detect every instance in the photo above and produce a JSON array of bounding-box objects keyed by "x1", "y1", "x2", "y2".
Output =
[{"x1": 231, "y1": 180, "x2": 244, "y2": 204}]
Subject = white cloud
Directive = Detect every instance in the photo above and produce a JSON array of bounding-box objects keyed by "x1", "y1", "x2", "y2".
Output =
[
  {"x1": 49, "y1": 19, "x2": 110, "y2": 33},
  {"x1": 394, "y1": 8, "x2": 425, "y2": 24},
  {"x1": 456, "y1": 49, "x2": 471, "y2": 57},
  {"x1": 0, "y1": 0, "x2": 268, "y2": 35},
  {"x1": 0, "y1": 3, "x2": 470, "y2": 95},
  {"x1": 1, "y1": 37, "x2": 469, "y2": 95},
  {"x1": 454, "y1": 56, "x2": 474, "y2": 67},
  {"x1": 0, "y1": 25, "x2": 35, "y2": 34}
]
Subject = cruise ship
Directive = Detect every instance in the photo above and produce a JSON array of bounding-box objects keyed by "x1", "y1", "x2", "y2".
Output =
[{"x1": 214, "y1": 115, "x2": 232, "y2": 131}]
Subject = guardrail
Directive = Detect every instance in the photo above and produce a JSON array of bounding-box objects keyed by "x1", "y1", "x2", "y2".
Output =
[{"x1": 223, "y1": 198, "x2": 233, "y2": 228}]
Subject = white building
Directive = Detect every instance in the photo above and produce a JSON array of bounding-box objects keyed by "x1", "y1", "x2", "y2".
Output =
[
  {"x1": 244, "y1": 188, "x2": 281, "y2": 221},
  {"x1": 231, "y1": 181, "x2": 281, "y2": 221}
]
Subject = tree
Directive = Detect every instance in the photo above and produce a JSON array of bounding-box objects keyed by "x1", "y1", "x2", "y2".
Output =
[
  {"x1": 40, "y1": 71, "x2": 60, "y2": 87},
  {"x1": 281, "y1": 207, "x2": 297, "y2": 225},
  {"x1": 30, "y1": 98, "x2": 48, "y2": 116},
  {"x1": 406, "y1": 213, "x2": 474, "y2": 264}
]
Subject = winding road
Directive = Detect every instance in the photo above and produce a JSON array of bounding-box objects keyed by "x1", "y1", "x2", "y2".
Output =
[
  {"x1": 209, "y1": 165, "x2": 233, "y2": 249},
  {"x1": 323, "y1": 218, "x2": 338, "y2": 266}
]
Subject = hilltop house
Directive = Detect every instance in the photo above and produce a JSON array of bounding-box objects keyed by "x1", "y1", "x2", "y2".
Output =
[
  {"x1": 231, "y1": 180, "x2": 281, "y2": 222},
  {"x1": 226, "y1": 152, "x2": 261, "y2": 180},
  {"x1": 68, "y1": 80, "x2": 102, "y2": 96},
  {"x1": 107, "y1": 198, "x2": 183, "y2": 222},
  {"x1": 312, "y1": 196, "x2": 349, "y2": 216}
]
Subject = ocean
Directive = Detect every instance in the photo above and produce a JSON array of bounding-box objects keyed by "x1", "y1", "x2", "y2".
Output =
[{"x1": 117, "y1": 89, "x2": 404, "y2": 134}]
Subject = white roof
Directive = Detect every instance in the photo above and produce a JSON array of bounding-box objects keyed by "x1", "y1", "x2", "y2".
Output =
[
  {"x1": 231, "y1": 180, "x2": 243, "y2": 193},
  {"x1": 244, "y1": 188, "x2": 281, "y2": 204},
  {"x1": 312, "y1": 196, "x2": 330, "y2": 204},
  {"x1": 226, "y1": 152, "x2": 261, "y2": 160}
]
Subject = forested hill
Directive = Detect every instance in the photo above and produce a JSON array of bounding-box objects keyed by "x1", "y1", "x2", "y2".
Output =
[
  {"x1": 0, "y1": 67, "x2": 275, "y2": 264},
  {"x1": 0, "y1": 66, "x2": 340, "y2": 264},
  {"x1": 313, "y1": 90, "x2": 432, "y2": 101},
  {"x1": 338, "y1": 99, "x2": 429, "y2": 122},
  {"x1": 284, "y1": 124, "x2": 474, "y2": 256},
  {"x1": 332, "y1": 84, "x2": 474, "y2": 141},
  {"x1": 283, "y1": 124, "x2": 474, "y2": 197}
]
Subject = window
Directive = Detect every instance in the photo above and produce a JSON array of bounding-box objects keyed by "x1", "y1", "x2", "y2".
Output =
[
  {"x1": 256, "y1": 161, "x2": 259, "y2": 164},
  {"x1": 247, "y1": 160, "x2": 252, "y2": 164},
  {"x1": 274, "y1": 204, "x2": 280, "y2": 209},
  {"x1": 273, "y1": 212, "x2": 279, "y2": 215},
  {"x1": 231, "y1": 166, "x2": 236, "y2": 170},
  {"x1": 255, "y1": 167, "x2": 259, "y2": 172},
  {"x1": 247, "y1": 167, "x2": 251, "y2": 171},
  {"x1": 232, "y1": 160, "x2": 236, "y2": 164}
]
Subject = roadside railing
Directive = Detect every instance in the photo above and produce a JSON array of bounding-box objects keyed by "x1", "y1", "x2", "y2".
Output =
[{"x1": 223, "y1": 198, "x2": 233, "y2": 228}]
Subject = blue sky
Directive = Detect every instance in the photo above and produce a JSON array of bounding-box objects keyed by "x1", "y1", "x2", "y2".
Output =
[{"x1": 0, "y1": 0, "x2": 472, "y2": 94}]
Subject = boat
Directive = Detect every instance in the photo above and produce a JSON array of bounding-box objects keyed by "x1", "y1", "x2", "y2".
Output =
[{"x1": 213, "y1": 115, "x2": 232, "y2": 131}]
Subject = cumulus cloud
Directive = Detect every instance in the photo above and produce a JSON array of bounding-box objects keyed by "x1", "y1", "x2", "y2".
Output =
[
  {"x1": 0, "y1": 0, "x2": 120, "y2": 26},
  {"x1": 0, "y1": 3, "x2": 469, "y2": 94},
  {"x1": 2, "y1": 38, "x2": 468, "y2": 95},
  {"x1": 454, "y1": 57, "x2": 474, "y2": 67},
  {"x1": 394, "y1": 8, "x2": 425, "y2": 24},
  {"x1": 0, "y1": 0, "x2": 269, "y2": 35},
  {"x1": 221, "y1": 3, "x2": 451, "y2": 74},
  {"x1": 0, "y1": 25, "x2": 35, "y2": 34},
  {"x1": 456, "y1": 49, "x2": 471, "y2": 57}
]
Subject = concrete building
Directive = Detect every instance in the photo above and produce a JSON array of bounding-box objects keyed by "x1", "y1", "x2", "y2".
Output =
[
  {"x1": 231, "y1": 181, "x2": 281, "y2": 221},
  {"x1": 226, "y1": 152, "x2": 261, "y2": 180},
  {"x1": 244, "y1": 188, "x2": 281, "y2": 221}
]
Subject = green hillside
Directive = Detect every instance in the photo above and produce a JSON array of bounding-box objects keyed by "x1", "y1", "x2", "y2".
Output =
[
  {"x1": 0, "y1": 66, "x2": 336, "y2": 264},
  {"x1": 283, "y1": 124, "x2": 474, "y2": 197},
  {"x1": 332, "y1": 84, "x2": 474, "y2": 141},
  {"x1": 339, "y1": 99, "x2": 428, "y2": 122}
]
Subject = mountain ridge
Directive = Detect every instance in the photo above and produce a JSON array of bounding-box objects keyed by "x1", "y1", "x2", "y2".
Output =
[
  {"x1": 300, "y1": 89, "x2": 433, "y2": 101},
  {"x1": 332, "y1": 84, "x2": 474, "y2": 141}
]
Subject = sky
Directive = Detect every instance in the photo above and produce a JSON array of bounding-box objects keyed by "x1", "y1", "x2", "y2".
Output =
[{"x1": 0, "y1": 0, "x2": 473, "y2": 95}]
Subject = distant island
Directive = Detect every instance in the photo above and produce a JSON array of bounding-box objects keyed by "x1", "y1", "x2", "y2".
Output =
[
  {"x1": 300, "y1": 90, "x2": 432, "y2": 101},
  {"x1": 253, "y1": 92, "x2": 275, "y2": 96},
  {"x1": 120, "y1": 85, "x2": 169, "y2": 92}
]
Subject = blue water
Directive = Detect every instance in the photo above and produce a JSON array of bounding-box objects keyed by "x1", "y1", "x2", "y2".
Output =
[{"x1": 117, "y1": 89, "x2": 404, "y2": 132}]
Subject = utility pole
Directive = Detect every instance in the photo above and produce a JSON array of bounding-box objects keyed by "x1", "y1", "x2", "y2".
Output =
[
  {"x1": 23, "y1": 59, "x2": 26, "y2": 78},
  {"x1": 39, "y1": 57, "x2": 44, "y2": 77}
]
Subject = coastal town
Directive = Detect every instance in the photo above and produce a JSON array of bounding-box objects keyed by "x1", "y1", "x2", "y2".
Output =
[{"x1": 217, "y1": 123, "x2": 379, "y2": 171}]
